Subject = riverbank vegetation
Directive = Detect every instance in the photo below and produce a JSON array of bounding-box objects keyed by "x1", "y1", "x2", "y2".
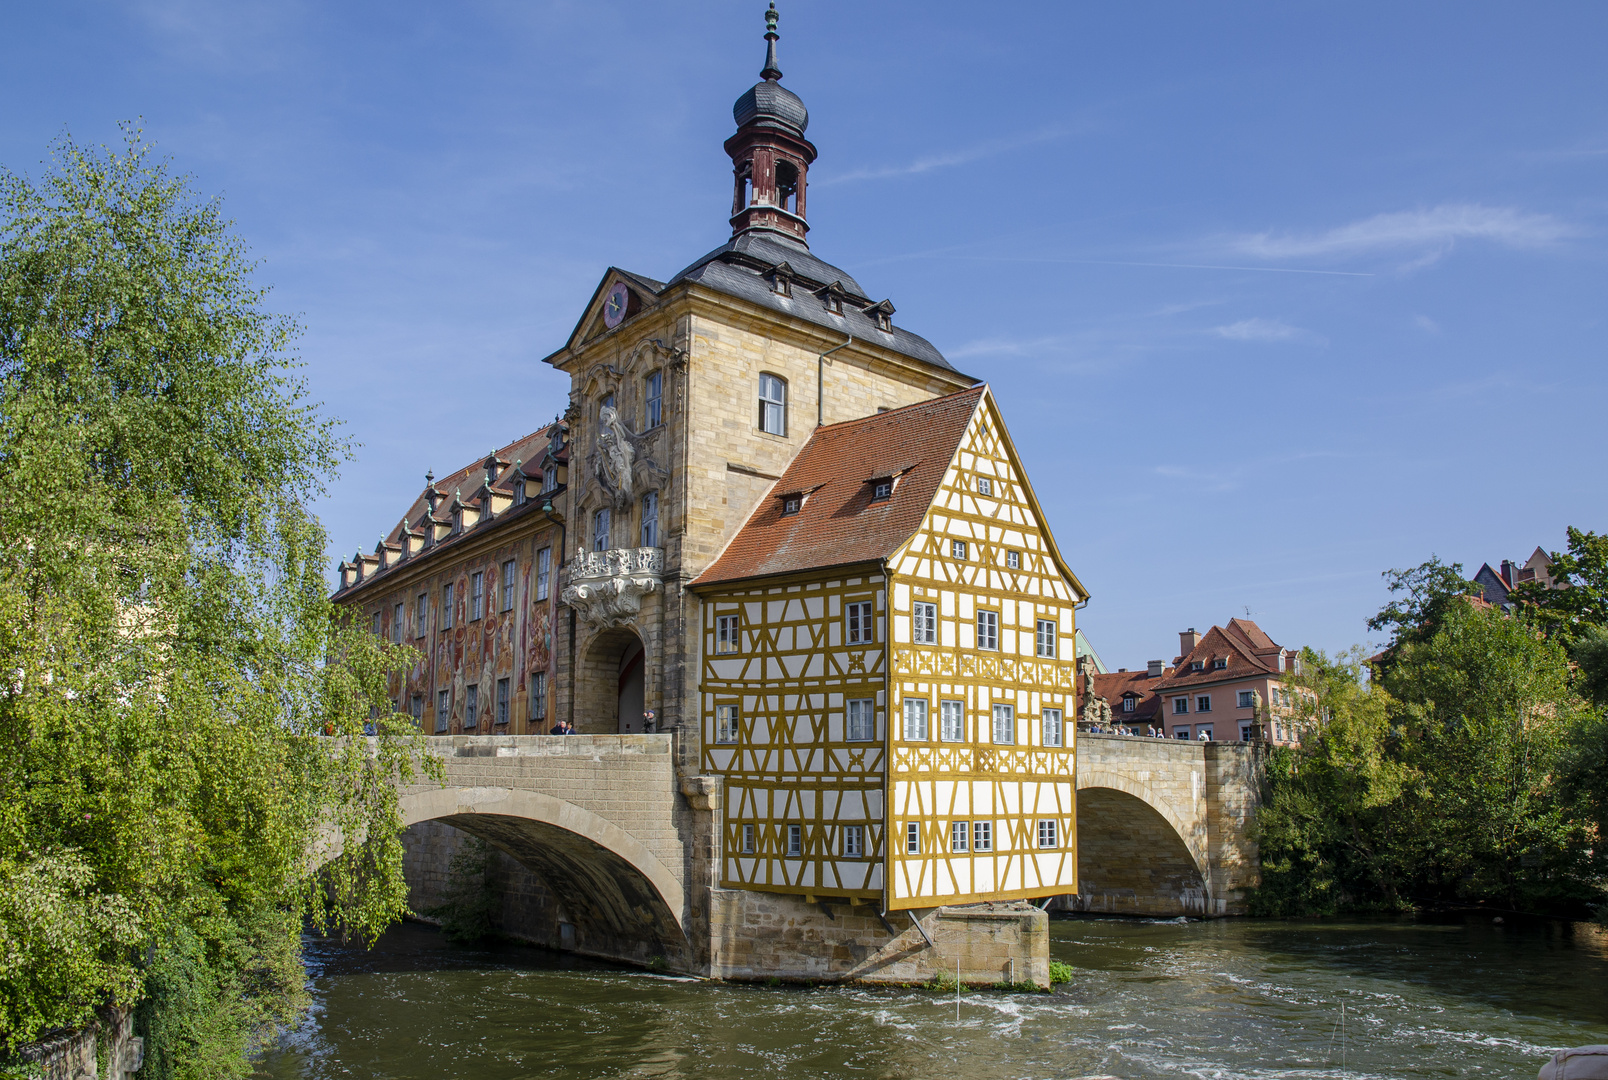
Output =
[
  {"x1": 1253, "y1": 535, "x2": 1608, "y2": 919},
  {"x1": 0, "y1": 130, "x2": 420, "y2": 1076}
]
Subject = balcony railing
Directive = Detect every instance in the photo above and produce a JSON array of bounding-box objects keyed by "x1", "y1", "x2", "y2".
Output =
[{"x1": 560, "y1": 546, "x2": 664, "y2": 628}]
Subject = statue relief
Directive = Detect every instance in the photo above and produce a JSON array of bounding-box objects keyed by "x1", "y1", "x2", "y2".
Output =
[
  {"x1": 1077, "y1": 653, "x2": 1112, "y2": 725},
  {"x1": 595, "y1": 404, "x2": 636, "y2": 505}
]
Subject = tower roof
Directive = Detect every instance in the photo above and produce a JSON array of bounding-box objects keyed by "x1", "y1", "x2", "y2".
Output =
[{"x1": 733, "y1": 2, "x2": 808, "y2": 135}]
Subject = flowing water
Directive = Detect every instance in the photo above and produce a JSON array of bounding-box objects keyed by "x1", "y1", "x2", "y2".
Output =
[{"x1": 257, "y1": 914, "x2": 1608, "y2": 1079}]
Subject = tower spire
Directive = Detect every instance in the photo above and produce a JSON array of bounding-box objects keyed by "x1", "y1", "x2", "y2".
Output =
[{"x1": 760, "y1": 2, "x2": 782, "y2": 81}]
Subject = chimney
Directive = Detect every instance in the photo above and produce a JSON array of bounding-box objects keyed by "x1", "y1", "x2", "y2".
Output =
[
  {"x1": 1179, "y1": 628, "x2": 1201, "y2": 655},
  {"x1": 1500, "y1": 559, "x2": 1515, "y2": 587},
  {"x1": 1148, "y1": 659, "x2": 1165, "y2": 678}
]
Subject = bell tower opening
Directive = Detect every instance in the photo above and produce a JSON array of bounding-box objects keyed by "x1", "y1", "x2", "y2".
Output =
[{"x1": 725, "y1": 2, "x2": 818, "y2": 245}]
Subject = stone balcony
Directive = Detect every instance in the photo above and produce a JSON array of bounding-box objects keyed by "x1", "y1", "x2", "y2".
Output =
[{"x1": 560, "y1": 546, "x2": 664, "y2": 628}]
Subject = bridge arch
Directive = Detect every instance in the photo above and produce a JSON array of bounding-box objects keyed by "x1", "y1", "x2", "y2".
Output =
[
  {"x1": 1073, "y1": 768, "x2": 1211, "y2": 917},
  {"x1": 400, "y1": 785, "x2": 689, "y2": 963}
]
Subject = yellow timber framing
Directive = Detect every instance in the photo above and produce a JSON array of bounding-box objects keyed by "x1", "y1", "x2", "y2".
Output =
[
  {"x1": 883, "y1": 388, "x2": 1082, "y2": 908},
  {"x1": 693, "y1": 562, "x2": 890, "y2": 903}
]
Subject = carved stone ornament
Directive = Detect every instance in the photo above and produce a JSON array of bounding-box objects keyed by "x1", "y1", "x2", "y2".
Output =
[{"x1": 560, "y1": 546, "x2": 665, "y2": 628}]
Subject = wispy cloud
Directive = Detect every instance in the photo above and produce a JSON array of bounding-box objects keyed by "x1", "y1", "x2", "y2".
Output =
[
  {"x1": 820, "y1": 128, "x2": 1068, "y2": 185},
  {"x1": 1212, "y1": 317, "x2": 1312, "y2": 343},
  {"x1": 1414, "y1": 314, "x2": 1442, "y2": 335},
  {"x1": 1224, "y1": 204, "x2": 1576, "y2": 262}
]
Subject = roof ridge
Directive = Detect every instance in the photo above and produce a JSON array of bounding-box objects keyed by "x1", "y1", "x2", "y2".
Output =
[{"x1": 812, "y1": 384, "x2": 985, "y2": 435}]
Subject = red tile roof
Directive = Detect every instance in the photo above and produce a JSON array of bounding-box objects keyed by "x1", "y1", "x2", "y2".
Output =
[
  {"x1": 692, "y1": 387, "x2": 986, "y2": 586},
  {"x1": 1087, "y1": 668, "x2": 1171, "y2": 724},
  {"x1": 1154, "y1": 618, "x2": 1285, "y2": 692}
]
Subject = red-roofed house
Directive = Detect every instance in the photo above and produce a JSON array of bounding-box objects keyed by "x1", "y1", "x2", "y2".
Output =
[{"x1": 1150, "y1": 619, "x2": 1305, "y2": 743}]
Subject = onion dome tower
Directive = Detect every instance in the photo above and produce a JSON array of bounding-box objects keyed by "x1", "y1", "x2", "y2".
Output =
[{"x1": 726, "y1": 3, "x2": 818, "y2": 246}]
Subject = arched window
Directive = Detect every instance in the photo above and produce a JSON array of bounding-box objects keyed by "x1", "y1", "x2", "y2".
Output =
[
  {"x1": 592, "y1": 507, "x2": 611, "y2": 551},
  {"x1": 758, "y1": 374, "x2": 787, "y2": 436}
]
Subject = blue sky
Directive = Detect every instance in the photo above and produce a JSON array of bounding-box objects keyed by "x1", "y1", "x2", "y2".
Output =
[{"x1": 4, "y1": 2, "x2": 1604, "y2": 667}]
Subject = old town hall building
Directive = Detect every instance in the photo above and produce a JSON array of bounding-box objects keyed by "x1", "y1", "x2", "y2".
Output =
[{"x1": 336, "y1": 5, "x2": 1088, "y2": 913}]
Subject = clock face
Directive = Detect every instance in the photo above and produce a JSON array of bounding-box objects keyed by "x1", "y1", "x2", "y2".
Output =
[{"x1": 603, "y1": 282, "x2": 630, "y2": 328}]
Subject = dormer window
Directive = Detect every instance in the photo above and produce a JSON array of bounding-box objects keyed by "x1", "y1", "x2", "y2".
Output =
[
  {"x1": 1122, "y1": 694, "x2": 1136, "y2": 713},
  {"x1": 1190, "y1": 660, "x2": 1204, "y2": 672},
  {"x1": 1213, "y1": 657, "x2": 1227, "y2": 670},
  {"x1": 866, "y1": 299, "x2": 895, "y2": 332},
  {"x1": 780, "y1": 493, "x2": 802, "y2": 516},
  {"x1": 816, "y1": 281, "x2": 847, "y2": 315},
  {"x1": 766, "y1": 261, "x2": 795, "y2": 297},
  {"x1": 452, "y1": 508, "x2": 463, "y2": 534},
  {"x1": 871, "y1": 479, "x2": 893, "y2": 502},
  {"x1": 514, "y1": 479, "x2": 527, "y2": 507}
]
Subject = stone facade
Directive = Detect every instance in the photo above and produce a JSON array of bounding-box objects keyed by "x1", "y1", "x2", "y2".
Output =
[{"x1": 12, "y1": 1007, "x2": 143, "y2": 1080}]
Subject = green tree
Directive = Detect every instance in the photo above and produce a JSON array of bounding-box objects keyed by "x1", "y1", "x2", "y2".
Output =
[
  {"x1": 1510, "y1": 528, "x2": 1608, "y2": 646},
  {"x1": 1366, "y1": 555, "x2": 1478, "y2": 651},
  {"x1": 0, "y1": 127, "x2": 423, "y2": 1071}
]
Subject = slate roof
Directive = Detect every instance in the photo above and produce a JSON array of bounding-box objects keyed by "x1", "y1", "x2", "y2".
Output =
[
  {"x1": 662, "y1": 232, "x2": 964, "y2": 376},
  {"x1": 691, "y1": 386, "x2": 986, "y2": 587},
  {"x1": 1153, "y1": 618, "x2": 1286, "y2": 693}
]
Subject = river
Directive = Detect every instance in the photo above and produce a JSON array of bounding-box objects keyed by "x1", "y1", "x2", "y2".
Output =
[{"x1": 257, "y1": 914, "x2": 1608, "y2": 1079}]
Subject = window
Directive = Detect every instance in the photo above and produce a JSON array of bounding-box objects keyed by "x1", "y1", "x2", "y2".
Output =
[
  {"x1": 1213, "y1": 657, "x2": 1228, "y2": 670},
  {"x1": 758, "y1": 373, "x2": 787, "y2": 435},
  {"x1": 599, "y1": 393, "x2": 614, "y2": 420},
  {"x1": 436, "y1": 689, "x2": 450, "y2": 733},
  {"x1": 469, "y1": 572, "x2": 484, "y2": 622},
  {"x1": 530, "y1": 672, "x2": 547, "y2": 721},
  {"x1": 514, "y1": 475, "x2": 527, "y2": 507},
  {"x1": 441, "y1": 583, "x2": 454, "y2": 629},
  {"x1": 1190, "y1": 660, "x2": 1204, "y2": 672},
  {"x1": 1174, "y1": 728, "x2": 1190, "y2": 740},
  {"x1": 501, "y1": 560, "x2": 516, "y2": 612},
  {"x1": 1173, "y1": 697, "x2": 1189, "y2": 715},
  {"x1": 742, "y1": 824, "x2": 756, "y2": 854},
  {"x1": 542, "y1": 467, "x2": 557, "y2": 494},
  {"x1": 645, "y1": 370, "x2": 663, "y2": 428},
  {"x1": 536, "y1": 547, "x2": 551, "y2": 602},
  {"x1": 392, "y1": 602, "x2": 403, "y2": 644},
  {"x1": 780, "y1": 494, "x2": 801, "y2": 515},
  {"x1": 912, "y1": 601, "x2": 937, "y2": 645},
  {"x1": 496, "y1": 678, "x2": 510, "y2": 724},
  {"x1": 1196, "y1": 695, "x2": 1212, "y2": 713},
  {"x1": 872, "y1": 480, "x2": 892, "y2": 501},
  {"x1": 464, "y1": 684, "x2": 479, "y2": 728},
  {"x1": 972, "y1": 821, "x2": 993, "y2": 852},
  {"x1": 977, "y1": 477, "x2": 992, "y2": 496},
  {"x1": 1238, "y1": 690, "x2": 1256, "y2": 709},
  {"x1": 843, "y1": 825, "x2": 865, "y2": 858},
  {"x1": 905, "y1": 822, "x2": 921, "y2": 855},
  {"x1": 847, "y1": 698, "x2": 875, "y2": 742},
  {"x1": 940, "y1": 700, "x2": 964, "y2": 742},
  {"x1": 1043, "y1": 707, "x2": 1063, "y2": 748},
  {"x1": 1036, "y1": 619, "x2": 1056, "y2": 658},
  {"x1": 372, "y1": 612, "x2": 381, "y2": 636},
  {"x1": 1006, "y1": 550, "x2": 1020, "y2": 570},
  {"x1": 992, "y1": 702, "x2": 1015, "y2": 745},
  {"x1": 592, "y1": 508, "x2": 611, "y2": 551},
  {"x1": 716, "y1": 704, "x2": 740, "y2": 743},
  {"x1": 951, "y1": 539, "x2": 968, "y2": 560},
  {"x1": 787, "y1": 824, "x2": 802, "y2": 857},
  {"x1": 1240, "y1": 724, "x2": 1254, "y2": 742},
  {"x1": 640, "y1": 490, "x2": 659, "y2": 547},
  {"x1": 902, "y1": 698, "x2": 929, "y2": 741},
  {"x1": 416, "y1": 593, "x2": 428, "y2": 638},
  {"x1": 1038, "y1": 819, "x2": 1059, "y2": 848},
  {"x1": 977, "y1": 610, "x2": 999, "y2": 651},
  {"x1": 1122, "y1": 694, "x2": 1136, "y2": 713},
  {"x1": 846, "y1": 601, "x2": 875, "y2": 644},
  {"x1": 951, "y1": 821, "x2": 969, "y2": 852},
  {"x1": 716, "y1": 614, "x2": 740, "y2": 653},
  {"x1": 410, "y1": 694, "x2": 423, "y2": 724}
]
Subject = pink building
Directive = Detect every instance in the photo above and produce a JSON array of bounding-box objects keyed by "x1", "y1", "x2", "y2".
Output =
[{"x1": 1149, "y1": 619, "x2": 1305, "y2": 744}]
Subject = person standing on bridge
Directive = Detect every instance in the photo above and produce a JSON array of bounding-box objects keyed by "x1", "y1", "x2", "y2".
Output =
[{"x1": 550, "y1": 718, "x2": 575, "y2": 735}]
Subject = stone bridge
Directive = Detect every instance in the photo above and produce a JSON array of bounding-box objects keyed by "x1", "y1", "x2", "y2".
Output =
[
  {"x1": 388, "y1": 732, "x2": 1262, "y2": 976},
  {"x1": 1064, "y1": 733, "x2": 1263, "y2": 917}
]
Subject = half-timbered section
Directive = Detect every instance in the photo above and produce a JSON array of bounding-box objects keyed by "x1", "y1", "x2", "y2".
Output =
[
  {"x1": 691, "y1": 387, "x2": 1088, "y2": 909},
  {"x1": 884, "y1": 390, "x2": 1085, "y2": 907}
]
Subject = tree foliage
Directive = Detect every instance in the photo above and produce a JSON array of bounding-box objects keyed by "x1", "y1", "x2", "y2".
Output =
[
  {"x1": 1511, "y1": 527, "x2": 1608, "y2": 646},
  {"x1": 1255, "y1": 555, "x2": 1606, "y2": 918},
  {"x1": 0, "y1": 127, "x2": 424, "y2": 1068}
]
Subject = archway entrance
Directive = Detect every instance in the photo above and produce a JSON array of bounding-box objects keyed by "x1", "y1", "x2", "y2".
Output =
[
  {"x1": 1072, "y1": 787, "x2": 1208, "y2": 916},
  {"x1": 576, "y1": 627, "x2": 649, "y2": 733}
]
